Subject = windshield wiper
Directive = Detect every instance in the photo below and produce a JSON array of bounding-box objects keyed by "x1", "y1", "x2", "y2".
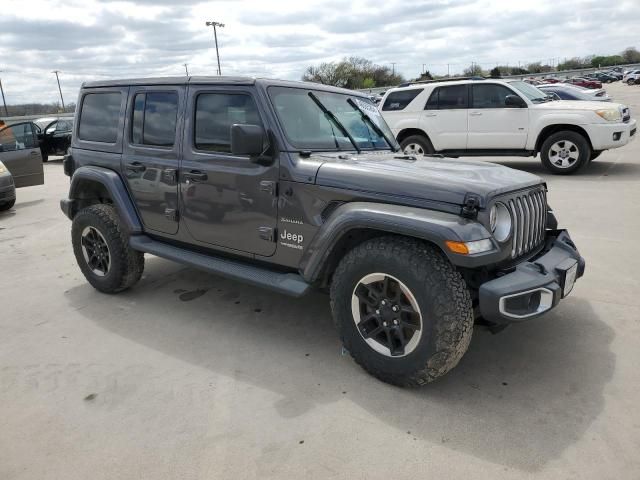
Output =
[
  {"x1": 307, "y1": 91, "x2": 361, "y2": 153},
  {"x1": 347, "y1": 98, "x2": 398, "y2": 152}
]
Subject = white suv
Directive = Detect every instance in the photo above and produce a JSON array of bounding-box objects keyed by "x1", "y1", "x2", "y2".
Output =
[
  {"x1": 623, "y1": 70, "x2": 640, "y2": 84},
  {"x1": 379, "y1": 79, "x2": 636, "y2": 174}
]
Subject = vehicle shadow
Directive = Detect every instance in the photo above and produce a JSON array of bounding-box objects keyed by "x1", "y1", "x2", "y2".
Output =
[
  {"x1": 65, "y1": 257, "x2": 615, "y2": 472},
  {"x1": 13, "y1": 199, "x2": 45, "y2": 210}
]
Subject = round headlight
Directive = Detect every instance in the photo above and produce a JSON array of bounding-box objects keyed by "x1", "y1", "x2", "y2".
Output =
[{"x1": 491, "y1": 203, "x2": 512, "y2": 242}]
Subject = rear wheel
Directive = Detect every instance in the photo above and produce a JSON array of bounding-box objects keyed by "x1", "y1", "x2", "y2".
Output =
[
  {"x1": 540, "y1": 131, "x2": 591, "y2": 175},
  {"x1": 72, "y1": 204, "x2": 144, "y2": 293},
  {"x1": 330, "y1": 236, "x2": 474, "y2": 387},
  {"x1": 399, "y1": 135, "x2": 434, "y2": 156}
]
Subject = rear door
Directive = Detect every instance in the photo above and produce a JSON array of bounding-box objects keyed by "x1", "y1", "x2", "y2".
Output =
[
  {"x1": 121, "y1": 86, "x2": 184, "y2": 235},
  {"x1": 467, "y1": 83, "x2": 528, "y2": 149},
  {"x1": 419, "y1": 84, "x2": 468, "y2": 150},
  {"x1": 0, "y1": 122, "x2": 44, "y2": 187}
]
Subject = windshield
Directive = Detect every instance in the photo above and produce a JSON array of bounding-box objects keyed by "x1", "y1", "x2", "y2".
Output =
[
  {"x1": 268, "y1": 86, "x2": 397, "y2": 151},
  {"x1": 508, "y1": 81, "x2": 549, "y2": 103}
]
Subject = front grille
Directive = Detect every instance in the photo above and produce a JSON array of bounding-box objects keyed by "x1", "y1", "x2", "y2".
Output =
[{"x1": 505, "y1": 188, "x2": 547, "y2": 259}]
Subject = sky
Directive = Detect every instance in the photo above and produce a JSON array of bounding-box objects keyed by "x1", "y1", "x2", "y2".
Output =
[{"x1": 1, "y1": 0, "x2": 639, "y2": 105}]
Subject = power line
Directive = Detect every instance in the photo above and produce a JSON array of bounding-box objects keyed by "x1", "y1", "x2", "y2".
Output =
[
  {"x1": 52, "y1": 70, "x2": 65, "y2": 111},
  {"x1": 205, "y1": 21, "x2": 225, "y2": 76},
  {"x1": 0, "y1": 71, "x2": 8, "y2": 116}
]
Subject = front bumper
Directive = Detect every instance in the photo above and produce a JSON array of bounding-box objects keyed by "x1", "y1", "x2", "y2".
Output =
[
  {"x1": 0, "y1": 181, "x2": 16, "y2": 204},
  {"x1": 585, "y1": 118, "x2": 636, "y2": 150},
  {"x1": 479, "y1": 230, "x2": 585, "y2": 324}
]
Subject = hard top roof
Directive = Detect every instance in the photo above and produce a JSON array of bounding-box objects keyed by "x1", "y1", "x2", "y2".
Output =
[{"x1": 81, "y1": 76, "x2": 368, "y2": 97}]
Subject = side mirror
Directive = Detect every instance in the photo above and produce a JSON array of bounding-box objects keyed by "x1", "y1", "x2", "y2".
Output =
[
  {"x1": 505, "y1": 95, "x2": 527, "y2": 108},
  {"x1": 230, "y1": 124, "x2": 267, "y2": 158}
]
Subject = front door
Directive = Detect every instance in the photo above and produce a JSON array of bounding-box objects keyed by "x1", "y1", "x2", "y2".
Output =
[
  {"x1": 180, "y1": 86, "x2": 278, "y2": 257},
  {"x1": 467, "y1": 83, "x2": 529, "y2": 149},
  {"x1": 121, "y1": 86, "x2": 184, "y2": 235},
  {"x1": 0, "y1": 122, "x2": 44, "y2": 187}
]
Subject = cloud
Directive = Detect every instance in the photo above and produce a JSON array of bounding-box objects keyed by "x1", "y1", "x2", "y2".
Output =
[{"x1": 0, "y1": 0, "x2": 639, "y2": 105}]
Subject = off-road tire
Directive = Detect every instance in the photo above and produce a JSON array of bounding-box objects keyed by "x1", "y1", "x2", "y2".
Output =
[
  {"x1": 399, "y1": 134, "x2": 435, "y2": 156},
  {"x1": 72, "y1": 204, "x2": 144, "y2": 293},
  {"x1": 0, "y1": 199, "x2": 15, "y2": 211},
  {"x1": 540, "y1": 130, "x2": 591, "y2": 175},
  {"x1": 330, "y1": 236, "x2": 474, "y2": 387}
]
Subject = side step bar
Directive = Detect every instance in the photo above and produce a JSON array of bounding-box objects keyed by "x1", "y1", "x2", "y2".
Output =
[{"x1": 130, "y1": 235, "x2": 311, "y2": 297}]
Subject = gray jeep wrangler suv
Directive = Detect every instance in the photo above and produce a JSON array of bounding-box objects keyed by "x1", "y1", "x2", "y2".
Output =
[{"x1": 61, "y1": 76, "x2": 585, "y2": 386}]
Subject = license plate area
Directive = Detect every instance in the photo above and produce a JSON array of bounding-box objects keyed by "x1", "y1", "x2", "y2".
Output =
[{"x1": 556, "y1": 259, "x2": 578, "y2": 298}]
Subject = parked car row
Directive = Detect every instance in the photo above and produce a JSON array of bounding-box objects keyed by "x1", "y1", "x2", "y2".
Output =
[{"x1": 378, "y1": 77, "x2": 636, "y2": 175}]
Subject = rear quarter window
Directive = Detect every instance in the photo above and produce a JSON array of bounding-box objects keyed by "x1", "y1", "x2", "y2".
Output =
[
  {"x1": 78, "y1": 92, "x2": 122, "y2": 143},
  {"x1": 381, "y1": 89, "x2": 423, "y2": 111}
]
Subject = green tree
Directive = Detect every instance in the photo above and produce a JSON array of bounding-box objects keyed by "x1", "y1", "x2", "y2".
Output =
[
  {"x1": 622, "y1": 47, "x2": 640, "y2": 64},
  {"x1": 302, "y1": 56, "x2": 404, "y2": 88},
  {"x1": 362, "y1": 77, "x2": 376, "y2": 89},
  {"x1": 462, "y1": 63, "x2": 483, "y2": 77},
  {"x1": 489, "y1": 66, "x2": 501, "y2": 78}
]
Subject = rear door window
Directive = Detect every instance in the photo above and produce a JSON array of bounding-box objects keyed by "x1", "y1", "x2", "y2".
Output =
[
  {"x1": 381, "y1": 89, "x2": 423, "y2": 111},
  {"x1": 130, "y1": 92, "x2": 179, "y2": 147},
  {"x1": 425, "y1": 85, "x2": 468, "y2": 109},
  {"x1": 78, "y1": 92, "x2": 122, "y2": 143}
]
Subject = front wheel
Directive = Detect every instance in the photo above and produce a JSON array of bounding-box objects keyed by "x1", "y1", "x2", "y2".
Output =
[
  {"x1": 399, "y1": 135, "x2": 434, "y2": 156},
  {"x1": 330, "y1": 236, "x2": 474, "y2": 387},
  {"x1": 540, "y1": 131, "x2": 591, "y2": 175},
  {"x1": 0, "y1": 198, "x2": 15, "y2": 211},
  {"x1": 72, "y1": 204, "x2": 144, "y2": 293}
]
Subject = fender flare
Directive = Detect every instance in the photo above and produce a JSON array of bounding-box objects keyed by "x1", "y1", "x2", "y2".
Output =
[
  {"x1": 299, "y1": 202, "x2": 495, "y2": 282},
  {"x1": 62, "y1": 166, "x2": 142, "y2": 234}
]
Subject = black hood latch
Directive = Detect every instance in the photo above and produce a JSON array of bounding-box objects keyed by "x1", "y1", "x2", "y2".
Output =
[{"x1": 461, "y1": 194, "x2": 481, "y2": 219}]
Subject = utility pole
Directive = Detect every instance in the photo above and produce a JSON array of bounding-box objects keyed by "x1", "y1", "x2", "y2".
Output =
[
  {"x1": 0, "y1": 71, "x2": 8, "y2": 117},
  {"x1": 422, "y1": 63, "x2": 426, "y2": 75},
  {"x1": 205, "y1": 21, "x2": 225, "y2": 76},
  {"x1": 52, "y1": 70, "x2": 65, "y2": 111},
  {"x1": 391, "y1": 62, "x2": 396, "y2": 75},
  {"x1": 447, "y1": 64, "x2": 450, "y2": 77},
  {"x1": 184, "y1": 63, "x2": 189, "y2": 75}
]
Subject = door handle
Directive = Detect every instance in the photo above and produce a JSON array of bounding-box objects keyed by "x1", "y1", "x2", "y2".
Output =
[
  {"x1": 126, "y1": 162, "x2": 146, "y2": 173},
  {"x1": 424, "y1": 113, "x2": 437, "y2": 117},
  {"x1": 30, "y1": 151, "x2": 39, "y2": 156},
  {"x1": 182, "y1": 170, "x2": 208, "y2": 182},
  {"x1": 470, "y1": 112, "x2": 482, "y2": 116}
]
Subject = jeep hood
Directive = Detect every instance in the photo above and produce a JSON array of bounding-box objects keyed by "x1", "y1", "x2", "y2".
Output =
[{"x1": 314, "y1": 152, "x2": 543, "y2": 206}]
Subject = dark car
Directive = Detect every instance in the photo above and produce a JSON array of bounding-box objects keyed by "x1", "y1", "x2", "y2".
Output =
[
  {"x1": 60, "y1": 76, "x2": 585, "y2": 387},
  {"x1": 0, "y1": 121, "x2": 44, "y2": 210},
  {"x1": 0, "y1": 160, "x2": 16, "y2": 211},
  {"x1": 585, "y1": 72, "x2": 616, "y2": 83},
  {"x1": 34, "y1": 117, "x2": 73, "y2": 162}
]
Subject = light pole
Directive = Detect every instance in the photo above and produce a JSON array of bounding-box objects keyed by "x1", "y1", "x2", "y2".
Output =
[
  {"x1": 205, "y1": 21, "x2": 225, "y2": 75},
  {"x1": 52, "y1": 70, "x2": 65, "y2": 111},
  {"x1": 184, "y1": 63, "x2": 189, "y2": 75},
  {"x1": 0, "y1": 71, "x2": 8, "y2": 116}
]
